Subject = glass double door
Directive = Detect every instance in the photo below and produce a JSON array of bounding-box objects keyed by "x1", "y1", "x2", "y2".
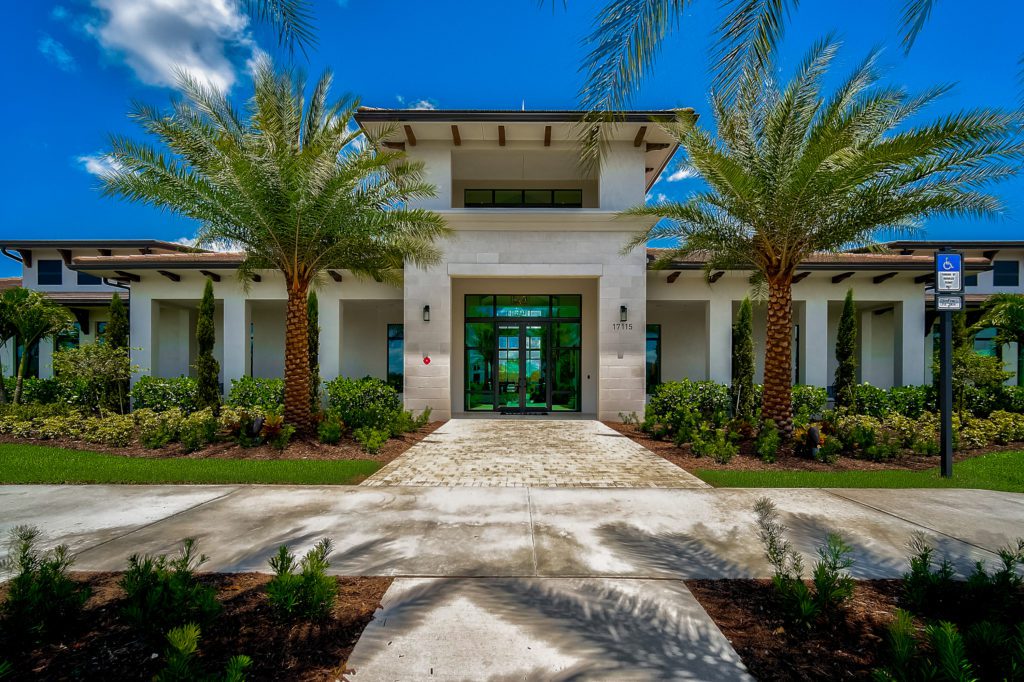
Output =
[{"x1": 497, "y1": 323, "x2": 547, "y2": 411}]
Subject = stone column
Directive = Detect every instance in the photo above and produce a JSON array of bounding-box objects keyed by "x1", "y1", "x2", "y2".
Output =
[
  {"x1": 403, "y1": 265, "x2": 451, "y2": 419},
  {"x1": 130, "y1": 295, "x2": 157, "y2": 387},
  {"x1": 221, "y1": 297, "x2": 250, "y2": 394},
  {"x1": 706, "y1": 298, "x2": 732, "y2": 383},
  {"x1": 319, "y1": 295, "x2": 341, "y2": 382},
  {"x1": 801, "y1": 298, "x2": 829, "y2": 387},
  {"x1": 896, "y1": 298, "x2": 926, "y2": 386},
  {"x1": 598, "y1": 269, "x2": 647, "y2": 420}
]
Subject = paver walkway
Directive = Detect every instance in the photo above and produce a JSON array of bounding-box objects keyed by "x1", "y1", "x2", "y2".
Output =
[
  {"x1": 4, "y1": 485, "x2": 1021, "y2": 680},
  {"x1": 362, "y1": 418, "x2": 708, "y2": 488}
]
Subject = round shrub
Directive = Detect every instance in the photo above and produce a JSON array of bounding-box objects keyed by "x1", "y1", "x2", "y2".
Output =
[
  {"x1": 3, "y1": 377, "x2": 61, "y2": 405},
  {"x1": 131, "y1": 376, "x2": 199, "y2": 413},
  {"x1": 324, "y1": 377, "x2": 401, "y2": 430},
  {"x1": 226, "y1": 376, "x2": 285, "y2": 411},
  {"x1": 791, "y1": 385, "x2": 828, "y2": 419},
  {"x1": 647, "y1": 380, "x2": 731, "y2": 425}
]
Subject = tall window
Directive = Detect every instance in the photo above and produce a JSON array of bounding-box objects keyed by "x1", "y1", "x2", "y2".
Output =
[
  {"x1": 37, "y1": 260, "x2": 63, "y2": 285},
  {"x1": 993, "y1": 260, "x2": 1020, "y2": 287},
  {"x1": 646, "y1": 324, "x2": 661, "y2": 393},
  {"x1": 387, "y1": 324, "x2": 404, "y2": 392}
]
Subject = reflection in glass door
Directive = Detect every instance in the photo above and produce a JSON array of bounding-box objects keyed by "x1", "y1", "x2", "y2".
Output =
[
  {"x1": 497, "y1": 325, "x2": 521, "y2": 409},
  {"x1": 523, "y1": 325, "x2": 546, "y2": 410}
]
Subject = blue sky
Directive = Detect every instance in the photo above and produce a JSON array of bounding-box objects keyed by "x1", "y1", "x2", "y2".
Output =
[{"x1": 3, "y1": 0, "x2": 1023, "y2": 277}]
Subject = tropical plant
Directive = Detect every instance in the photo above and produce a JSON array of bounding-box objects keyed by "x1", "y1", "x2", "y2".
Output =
[
  {"x1": 0, "y1": 288, "x2": 74, "y2": 404},
  {"x1": 834, "y1": 289, "x2": 858, "y2": 409},
  {"x1": 307, "y1": 291, "x2": 321, "y2": 412},
  {"x1": 972, "y1": 293, "x2": 1024, "y2": 387},
  {"x1": 625, "y1": 40, "x2": 1023, "y2": 433},
  {"x1": 731, "y1": 297, "x2": 755, "y2": 419},
  {"x1": 98, "y1": 61, "x2": 449, "y2": 434},
  {"x1": 0, "y1": 296, "x2": 15, "y2": 405},
  {"x1": 105, "y1": 291, "x2": 129, "y2": 349},
  {"x1": 52, "y1": 342, "x2": 134, "y2": 414},
  {"x1": 195, "y1": 279, "x2": 220, "y2": 412}
]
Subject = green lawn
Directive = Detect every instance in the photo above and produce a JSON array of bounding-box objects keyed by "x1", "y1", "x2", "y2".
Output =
[
  {"x1": 0, "y1": 444, "x2": 382, "y2": 485},
  {"x1": 695, "y1": 449, "x2": 1024, "y2": 492}
]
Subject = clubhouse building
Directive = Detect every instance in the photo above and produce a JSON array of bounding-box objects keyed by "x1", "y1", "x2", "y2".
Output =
[{"x1": 1, "y1": 110, "x2": 1021, "y2": 420}]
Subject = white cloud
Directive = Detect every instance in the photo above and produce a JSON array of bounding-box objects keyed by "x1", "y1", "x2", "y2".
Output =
[
  {"x1": 645, "y1": 192, "x2": 669, "y2": 204},
  {"x1": 666, "y1": 166, "x2": 698, "y2": 182},
  {"x1": 77, "y1": 153, "x2": 122, "y2": 177},
  {"x1": 50, "y1": 6, "x2": 70, "y2": 21},
  {"x1": 87, "y1": 0, "x2": 260, "y2": 91},
  {"x1": 38, "y1": 34, "x2": 76, "y2": 72},
  {"x1": 396, "y1": 95, "x2": 437, "y2": 110}
]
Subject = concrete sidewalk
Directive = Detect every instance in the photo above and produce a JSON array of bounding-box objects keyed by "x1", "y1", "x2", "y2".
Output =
[
  {"x1": 3, "y1": 485, "x2": 1021, "y2": 681},
  {"x1": 3, "y1": 485, "x2": 1019, "y2": 577}
]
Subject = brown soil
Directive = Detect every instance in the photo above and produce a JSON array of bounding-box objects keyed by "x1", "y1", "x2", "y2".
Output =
[
  {"x1": 687, "y1": 579, "x2": 903, "y2": 681},
  {"x1": 0, "y1": 420, "x2": 444, "y2": 465},
  {"x1": 2, "y1": 572, "x2": 391, "y2": 681},
  {"x1": 606, "y1": 421, "x2": 1015, "y2": 472}
]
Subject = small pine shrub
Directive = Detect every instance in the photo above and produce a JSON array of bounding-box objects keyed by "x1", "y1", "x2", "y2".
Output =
[
  {"x1": 755, "y1": 419, "x2": 781, "y2": 463},
  {"x1": 120, "y1": 538, "x2": 221, "y2": 638},
  {"x1": 353, "y1": 426, "x2": 389, "y2": 454},
  {"x1": 153, "y1": 623, "x2": 251, "y2": 682},
  {"x1": 0, "y1": 525, "x2": 90, "y2": 644},
  {"x1": 902, "y1": 532, "x2": 956, "y2": 616},
  {"x1": 266, "y1": 539, "x2": 338, "y2": 620},
  {"x1": 811, "y1": 533, "x2": 854, "y2": 621}
]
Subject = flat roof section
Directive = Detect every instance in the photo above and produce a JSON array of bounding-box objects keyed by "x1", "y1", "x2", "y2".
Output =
[{"x1": 0, "y1": 239, "x2": 205, "y2": 254}]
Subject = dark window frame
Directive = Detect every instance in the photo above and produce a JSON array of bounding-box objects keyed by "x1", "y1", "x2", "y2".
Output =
[
  {"x1": 387, "y1": 323, "x2": 404, "y2": 393},
  {"x1": 993, "y1": 260, "x2": 1020, "y2": 287},
  {"x1": 37, "y1": 259, "x2": 63, "y2": 286},
  {"x1": 464, "y1": 189, "x2": 583, "y2": 208}
]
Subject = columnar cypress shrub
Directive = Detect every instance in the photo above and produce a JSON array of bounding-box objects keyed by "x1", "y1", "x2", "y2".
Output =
[
  {"x1": 105, "y1": 292, "x2": 131, "y2": 412},
  {"x1": 307, "y1": 291, "x2": 320, "y2": 413},
  {"x1": 834, "y1": 289, "x2": 858, "y2": 409},
  {"x1": 732, "y1": 297, "x2": 755, "y2": 420},
  {"x1": 195, "y1": 279, "x2": 220, "y2": 411},
  {"x1": 105, "y1": 292, "x2": 129, "y2": 349}
]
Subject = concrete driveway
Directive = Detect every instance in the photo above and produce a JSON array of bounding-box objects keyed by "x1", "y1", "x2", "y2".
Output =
[
  {"x1": 362, "y1": 419, "x2": 708, "y2": 488},
  {"x1": 3, "y1": 485, "x2": 1021, "y2": 681}
]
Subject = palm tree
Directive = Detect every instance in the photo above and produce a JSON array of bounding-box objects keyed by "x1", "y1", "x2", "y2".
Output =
[
  {"x1": 98, "y1": 60, "x2": 449, "y2": 433},
  {"x1": 0, "y1": 288, "x2": 75, "y2": 404},
  {"x1": 243, "y1": 0, "x2": 317, "y2": 53},
  {"x1": 624, "y1": 39, "x2": 1023, "y2": 432},
  {"x1": 972, "y1": 294, "x2": 1024, "y2": 386}
]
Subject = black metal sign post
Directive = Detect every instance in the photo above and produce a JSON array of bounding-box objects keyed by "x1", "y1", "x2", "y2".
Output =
[{"x1": 934, "y1": 248, "x2": 964, "y2": 478}]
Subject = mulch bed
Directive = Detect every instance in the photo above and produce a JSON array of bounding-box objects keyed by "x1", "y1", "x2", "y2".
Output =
[
  {"x1": 687, "y1": 579, "x2": 903, "y2": 681},
  {"x1": 2, "y1": 572, "x2": 392, "y2": 681},
  {"x1": 0, "y1": 420, "x2": 444, "y2": 465},
  {"x1": 606, "y1": 421, "x2": 1012, "y2": 472}
]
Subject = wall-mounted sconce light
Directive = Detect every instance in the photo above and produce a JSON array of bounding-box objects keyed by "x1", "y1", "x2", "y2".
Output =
[
  {"x1": 422, "y1": 305, "x2": 430, "y2": 322},
  {"x1": 620, "y1": 305, "x2": 628, "y2": 322}
]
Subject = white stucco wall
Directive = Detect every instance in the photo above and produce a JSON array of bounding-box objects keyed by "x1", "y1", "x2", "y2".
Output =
[{"x1": 340, "y1": 300, "x2": 404, "y2": 380}]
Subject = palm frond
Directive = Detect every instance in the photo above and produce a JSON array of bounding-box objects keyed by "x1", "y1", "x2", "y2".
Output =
[
  {"x1": 898, "y1": 0, "x2": 935, "y2": 53},
  {"x1": 712, "y1": 0, "x2": 798, "y2": 100},
  {"x1": 242, "y1": 0, "x2": 317, "y2": 54}
]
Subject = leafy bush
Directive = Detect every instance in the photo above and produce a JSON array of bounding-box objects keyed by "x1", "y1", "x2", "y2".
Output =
[
  {"x1": 886, "y1": 385, "x2": 935, "y2": 419},
  {"x1": 353, "y1": 426, "x2": 389, "y2": 454},
  {"x1": 863, "y1": 430, "x2": 902, "y2": 462},
  {"x1": 387, "y1": 407, "x2": 432, "y2": 437},
  {"x1": 135, "y1": 408, "x2": 184, "y2": 449},
  {"x1": 995, "y1": 385, "x2": 1024, "y2": 414},
  {"x1": 832, "y1": 414, "x2": 883, "y2": 452},
  {"x1": 691, "y1": 427, "x2": 737, "y2": 464},
  {"x1": 987, "y1": 410, "x2": 1024, "y2": 445},
  {"x1": 33, "y1": 415, "x2": 84, "y2": 440},
  {"x1": 217, "y1": 407, "x2": 265, "y2": 447},
  {"x1": 266, "y1": 539, "x2": 338, "y2": 620},
  {"x1": 753, "y1": 498, "x2": 855, "y2": 630},
  {"x1": 1, "y1": 377, "x2": 61, "y2": 405},
  {"x1": 131, "y1": 376, "x2": 200, "y2": 413},
  {"x1": 153, "y1": 623, "x2": 251, "y2": 682},
  {"x1": 259, "y1": 409, "x2": 295, "y2": 450},
  {"x1": 226, "y1": 376, "x2": 284, "y2": 411},
  {"x1": 955, "y1": 414, "x2": 998, "y2": 450},
  {"x1": 852, "y1": 383, "x2": 892, "y2": 419},
  {"x1": 179, "y1": 408, "x2": 219, "y2": 453},
  {"x1": 755, "y1": 419, "x2": 781, "y2": 463},
  {"x1": 317, "y1": 412, "x2": 344, "y2": 445},
  {"x1": 81, "y1": 413, "x2": 135, "y2": 447},
  {"x1": 120, "y1": 538, "x2": 221, "y2": 637},
  {"x1": 815, "y1": 435, "x2": 842, "y2": 464},
  {"x1": 52, "y1": 342, "x2": 134, "y2": 414},
  {"x1": 0, "y1": 525, "x2": 90, "y2": 644},
  {"x1": 325, "y1": 377, "x2": 402, "y2": 431},
  {"x1": 646, "y1": 380, "x2": 730, "y2": 427},
  {"x1": 791, "y1": 385, "x2": 828, "y2": 420}
]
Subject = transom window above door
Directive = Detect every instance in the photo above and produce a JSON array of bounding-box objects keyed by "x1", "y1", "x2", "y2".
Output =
[{"x1": 464, "y1": 189, "x2": 583, "y2": 208}]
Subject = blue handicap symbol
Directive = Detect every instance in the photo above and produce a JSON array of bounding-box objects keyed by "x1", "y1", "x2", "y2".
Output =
[{"x1": 940, "y1": 255, "x2": 960, "y2": 271}]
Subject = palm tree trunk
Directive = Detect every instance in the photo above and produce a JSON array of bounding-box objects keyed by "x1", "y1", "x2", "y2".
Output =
[
  {"x1": 13, "y1": 342, "x2": 30, "y2": 406},
  {"x1": 763, "y1": 275, "x2": 795, "y2": 435},
  {"x1": 284, "y1": 285, "x2": 313, "y2": 435}
]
